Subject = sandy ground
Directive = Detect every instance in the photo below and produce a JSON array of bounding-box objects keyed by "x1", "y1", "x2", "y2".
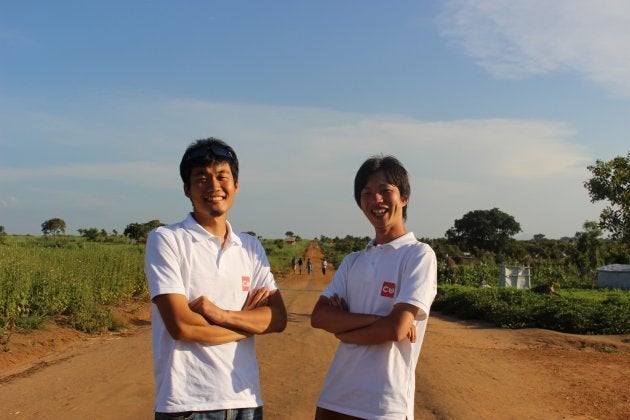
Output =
[{"x1": 1, "y1": 241, "x2": 629, "y2": 419}]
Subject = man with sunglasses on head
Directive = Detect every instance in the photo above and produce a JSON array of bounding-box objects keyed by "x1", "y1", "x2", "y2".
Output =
[
  {"x1": 145, "y1": 138, "x2": 287, "y2": 420},
  {"x1": 311, "y1": 155, "x2": 437, "y2": 420}
]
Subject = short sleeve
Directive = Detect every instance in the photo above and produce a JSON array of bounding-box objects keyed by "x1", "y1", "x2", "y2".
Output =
[
  {"x1": 395, "y1": 244, "x2": 437, "y2": 318},
  {"x1": 145, "y1": 228, "x2": 186, "y2": 299}
]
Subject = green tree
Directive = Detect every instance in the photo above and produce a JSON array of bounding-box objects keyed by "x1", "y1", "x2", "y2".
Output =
[
  {"x1": 0, "y1": 225, "x2": 5, "y2": 235},
  {"x1": 78, "y1": 227, "x2": 103, "y2": 241},
  {"x1": 41, "y1": 218, "x2": 66, "y2": 235},
  {"x1": 446, "y1": 208, "x2": 522, "y2": 254},
  {"x1": 124, "y1": 220, "x2": 164, "y2": 242},
  {"x1": 570, "y1": 220, "x2": 603, "y2": 281},
  {"x1": 584, "y1": 152, "x2": 629, "y2": 241}
]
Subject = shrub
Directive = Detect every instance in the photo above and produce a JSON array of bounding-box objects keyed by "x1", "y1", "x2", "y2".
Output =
[
  {"x1": 433, "y1": 285, "x2": 630, "y2": 335},
  {"x1": 0, "y1": 238, "x2": 147, "y2": 332}
]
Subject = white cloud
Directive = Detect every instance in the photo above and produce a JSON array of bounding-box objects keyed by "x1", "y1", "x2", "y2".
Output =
[
  {"x1": 0, "y1": 196, "x2": 19, "y2": 208},
  {"x1": 1, "y1": 98, "x2": 599, "y2": 238},
  {"x1": 439, "y1": 0, "x2": 630, "y2": 97},
  {"x1": 284, "y1": 116, "x2": 588, "y2": 180},
  {"x1": 0, "y1": 161, "x2": 177, "y2": 189}
]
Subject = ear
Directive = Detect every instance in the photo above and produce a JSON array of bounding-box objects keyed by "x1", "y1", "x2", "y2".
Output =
[
  {"x1": 401, "y1": 195, "x2": 409, "y2": 206},
  {"x1": 183, "y1": 183, "x2": 191, "y2": 198},
  {"x1": 234, "y1": 179, "x2": 239, "y2": 193}
]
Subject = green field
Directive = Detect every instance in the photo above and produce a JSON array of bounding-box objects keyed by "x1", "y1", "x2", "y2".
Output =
[
  {"x1": 0, "y1": 236, "x2": 147, "y2": 334},
  {"x1": 1, "y1": 235, "x2": 627, "y2": 338},
  {"x1": 0, "y1": 235, "x2": 309, "y2": 338},
  {"x1": 434, "y1": 285, "x2": 630, "y2": 334}
]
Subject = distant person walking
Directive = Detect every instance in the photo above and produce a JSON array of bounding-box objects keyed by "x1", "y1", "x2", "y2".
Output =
[
  {"x1": 307, "y1": 258, "x2": 313, "y2": 275},
  {"x1": 321, "y1": 258, "x2": 327, "y2": 276},
  {"x1": 298, "y1": 257, "x2": 303, "y2": 275},
  {"x1": 291, "y1": 256, "x2": 297, "y2": 274}
]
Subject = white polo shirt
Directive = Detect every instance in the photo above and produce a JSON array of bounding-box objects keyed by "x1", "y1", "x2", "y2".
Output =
[
  {"x1": 317, "y1": 232, "x2": 437, "y2": 420},
  {"x1": 145, "y1": 213, "x2": 278, "y2": 413}
]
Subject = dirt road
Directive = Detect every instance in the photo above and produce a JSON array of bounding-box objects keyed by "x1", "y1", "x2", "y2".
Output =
[{"x1": 1, "y1": 241, "x2": 629, "y2": 419}]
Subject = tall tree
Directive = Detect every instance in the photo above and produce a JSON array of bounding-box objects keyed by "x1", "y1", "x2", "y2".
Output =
[
  {"x1": 124, "y1": 219, "x2": 164, "y2": 242},
  {"x1": 446, "y1": 208, "x2": 521, "y2": 253},
  {"x1": 584, "y1": 152, "x2": 629, "y2": 241},
  {"x1": 41, "y1": 218, "x2": 66, "y2": 235},
  {"x1": 570, "y1": 220, "x2": 603, "y2": 279}
]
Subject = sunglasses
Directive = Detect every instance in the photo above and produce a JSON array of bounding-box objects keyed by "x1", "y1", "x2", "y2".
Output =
[{"x1": 185, "y1": 145, "x2": 234, "y2": 161}]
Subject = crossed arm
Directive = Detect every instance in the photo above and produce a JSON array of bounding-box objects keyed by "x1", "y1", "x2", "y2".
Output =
[
  {"x1": 310, "y1": 294, "x2": 425, "y2": 345},
  {"x1": 155, "y1": 288, "x2": 287, "y2": 345}
]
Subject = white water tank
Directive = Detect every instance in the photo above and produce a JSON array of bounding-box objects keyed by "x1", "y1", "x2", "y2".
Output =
[{"x1": 597, "y1": 264, "x2": 630, "y2": 290}]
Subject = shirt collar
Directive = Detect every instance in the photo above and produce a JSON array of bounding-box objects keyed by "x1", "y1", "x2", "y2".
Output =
[
  {"x1": 183, "y1": 213, "x2": 242, "y2": 247},
  {"x1": 366, "y1": 231, "x2": 416, "y2": 250}
]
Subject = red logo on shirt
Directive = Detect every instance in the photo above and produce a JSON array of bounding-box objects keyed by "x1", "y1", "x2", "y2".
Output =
[
  {"x1": 242, "y1": 276, "x2": 251, "y2": 291},
  {"x1": 381, "y1": 281, "x2": 396, "y2": 298}
]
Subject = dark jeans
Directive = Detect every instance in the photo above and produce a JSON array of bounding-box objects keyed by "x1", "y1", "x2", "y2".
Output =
[
  {"x1": 314, "y1": 407, "x2": 365, "y2": 420},
  {"x1": 155, "y1": 406, "x2": 263, "y2": 420}
]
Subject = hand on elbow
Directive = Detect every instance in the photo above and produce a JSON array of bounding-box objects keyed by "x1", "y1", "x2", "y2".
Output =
[
  {"x1": 189, "y1": 296, "x2": 228, "y2": 325},
  {"x1": 393, "y1": 323, "x2": 416, "y2": 343}
]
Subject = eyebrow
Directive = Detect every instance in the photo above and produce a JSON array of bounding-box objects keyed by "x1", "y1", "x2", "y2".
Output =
[
  {"x1": 191, "y1": 165, "x2": 232, "y2": 176},
  {"x1": 363, "y1": 183, "x2": 395, "y2": 189}
]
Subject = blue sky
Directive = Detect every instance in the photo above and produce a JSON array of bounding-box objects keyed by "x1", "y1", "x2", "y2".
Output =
[{"x1": 1, "y1": 1, "x2": 628, "y2": 239}]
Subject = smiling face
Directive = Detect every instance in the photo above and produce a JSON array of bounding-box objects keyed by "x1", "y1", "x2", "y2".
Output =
[
  {"x1": 184, "y1": 162, "x2": 239, "y2": 223},
  {"x1": 360, "y1": 170, "x2": 408, "y2": 239}
]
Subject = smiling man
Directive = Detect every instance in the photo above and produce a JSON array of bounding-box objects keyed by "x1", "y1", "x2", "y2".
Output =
[
  {"x1": 311, "y1": 155, "x2": 437, "y2": 420},
  {"x1": 145, "y1": 138, "x2": 287, "y2": 419}
]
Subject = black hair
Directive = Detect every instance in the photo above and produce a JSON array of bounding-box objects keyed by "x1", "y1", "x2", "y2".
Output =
[
  {"x1": 179, "y1": 137, "x2": 239, "y2": 185},
  {"x1": 353, "y1": 155, "x2": 410, "y2": 220}
]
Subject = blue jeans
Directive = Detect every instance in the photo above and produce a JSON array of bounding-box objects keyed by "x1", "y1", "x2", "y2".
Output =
[{"x1": 155, "y1": 406, "x2": 263, "y2": 420}]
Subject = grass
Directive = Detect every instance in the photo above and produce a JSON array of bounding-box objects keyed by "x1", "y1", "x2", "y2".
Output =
[
  {"x1": 0, "y1": 236, "x2": 147, "y2": 333},
  {"x1": 3, "y1": 234, "x2": 627, "y2": 336},
  {"x1": 433, "y1": 285, "x2": 630, "y2": 335},
  {"x1": 0, "y1": 235, "x2": 310, "y2": 335},
  {"x1": 261, "y1": 238, "x2": 310, "y2": 277}
]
